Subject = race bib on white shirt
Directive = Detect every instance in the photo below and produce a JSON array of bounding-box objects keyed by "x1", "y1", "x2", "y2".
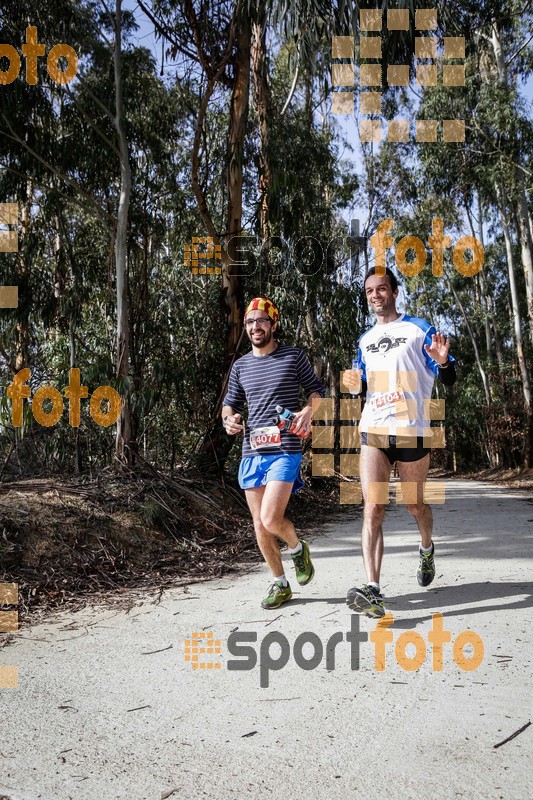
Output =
[{"x1": 368, "y1": 389, "x2": 406, "y2": 414}]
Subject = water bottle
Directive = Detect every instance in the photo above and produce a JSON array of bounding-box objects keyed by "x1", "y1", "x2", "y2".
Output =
[
  {"x1": 272, "y1": 405, "x2": 310, "y2": 439},
  {"x1": 349, "y1": 358, "x2": 360, "y2": 395}
]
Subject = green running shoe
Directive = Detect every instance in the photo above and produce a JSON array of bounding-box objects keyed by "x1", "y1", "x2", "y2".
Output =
[
  {"x1": 261, "y1": 580, "x2": 293, "y2": 610},
  {"x1": 291, "y1": 540, "x2": 315, "y2": 586},
  {"x1": 417, "y1": 542, "x2": 436, "y2": 587},
  {"x1": 346, "y1": 584, "x2": 385, "y2": 618}
]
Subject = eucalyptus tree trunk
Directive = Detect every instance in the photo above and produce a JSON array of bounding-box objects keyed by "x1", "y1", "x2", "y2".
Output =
[
  {"x1": 69, "y1": 317, "x2": 82, "y2": 474},
  {"x1": 497, "y1": 187, "x2": 531, "y2": 410},
  {"x1": 14, "y1": 183, "x2": 33, "y2": 372},
  {"x1": 113, "y1": 0, "x2": 134, "y2": 464},
  {"x1": 251, "y1": 3, "x2": 271, "y2": 249},
  {"x1": 195, "y1": 11, "x2": 251, "y2": 470},
  {"x1": 224, "y1": 12, "x2": 250, "y2": 348},
  {"x1": 491, "y1": 20, "x2": 533, "y2": 348},
  {"x1": 515, "y1": 191, "x2": 533, "y2": 346},
  {"x1": 496, "y1": 185, "x2": 533, "y2": 466}
]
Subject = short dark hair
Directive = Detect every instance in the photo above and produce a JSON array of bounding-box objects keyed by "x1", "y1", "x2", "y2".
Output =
[{"x1": 364, "y1": 267, "x2": 398, "y2": 292}]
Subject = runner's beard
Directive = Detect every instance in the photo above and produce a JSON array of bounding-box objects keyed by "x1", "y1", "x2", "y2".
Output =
[{"x1": 247, "y1": 328, "x2": 273, "y2": 348}]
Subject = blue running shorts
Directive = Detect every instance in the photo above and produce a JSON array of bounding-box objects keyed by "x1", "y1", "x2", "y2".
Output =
[{"x1": 238, "y1": 452, "x2": 304, "y2": 494}]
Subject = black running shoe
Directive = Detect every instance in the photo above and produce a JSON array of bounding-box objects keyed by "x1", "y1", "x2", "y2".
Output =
[
  {"x1": 417, "y1": 542, "x2": 435, "y2": 587},
  {"x1": 346, "y1": 584, "x2": 385, "y2": 618}
]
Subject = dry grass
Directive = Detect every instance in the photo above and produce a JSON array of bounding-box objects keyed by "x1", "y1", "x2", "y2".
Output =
[{"x1": 0, "y1": 468, "x2": 340, "y2": 624}]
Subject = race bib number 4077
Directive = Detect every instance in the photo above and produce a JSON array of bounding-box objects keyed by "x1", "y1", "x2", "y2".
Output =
[{"x1": 249, "y1": 426, "x2": 281, "y2": 450}]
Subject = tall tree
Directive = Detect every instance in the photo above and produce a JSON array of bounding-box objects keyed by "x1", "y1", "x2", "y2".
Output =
[{"x1": 110, "y1": 0, "x2": 134, "y2": 463}]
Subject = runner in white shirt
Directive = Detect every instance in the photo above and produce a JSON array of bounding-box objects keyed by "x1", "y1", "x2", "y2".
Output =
[{"x1": 344, "y1": 267, "x2": 456, "y2": 618}]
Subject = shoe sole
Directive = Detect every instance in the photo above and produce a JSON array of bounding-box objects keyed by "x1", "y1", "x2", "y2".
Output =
[{"x1": 346, "y1": 589, "x2": 385, "y2": 618}]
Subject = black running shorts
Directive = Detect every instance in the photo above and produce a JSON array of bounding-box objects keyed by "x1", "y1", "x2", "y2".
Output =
[{"x1": 360, "y1": 432, "x2": 430, "y2": 464}]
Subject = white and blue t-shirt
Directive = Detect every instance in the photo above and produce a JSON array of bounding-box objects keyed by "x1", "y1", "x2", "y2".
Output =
[{"x1": 355, "y1": 314, "x2": 456, "y2": 437}]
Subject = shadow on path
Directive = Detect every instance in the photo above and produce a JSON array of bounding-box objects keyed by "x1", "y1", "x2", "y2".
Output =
[
  {"x1": 384, "y1": 581, "x2": 533, "y2": 628},
  {"x1": 287, "y1": 582, "x2": 532, "y2": 630}
]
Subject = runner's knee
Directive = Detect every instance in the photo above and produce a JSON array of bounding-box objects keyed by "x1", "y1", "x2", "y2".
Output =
[
  {"x1": 260, "y1": 509, "x2": 282, "y2": 532},
  {"x1": 363, "y1": 503, "x2": 386, "y2": 523}
]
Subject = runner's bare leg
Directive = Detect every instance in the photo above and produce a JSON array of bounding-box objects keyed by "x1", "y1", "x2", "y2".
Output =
[
  {"x1": 245, "y1": 481, "x2": 298, "y2": 577},
  {"x1": 360, "y1": 445, "x2": 391, "y2": 584},
  {"x1": 397, "y1": 454, "x2": 432, "y2": 548}
]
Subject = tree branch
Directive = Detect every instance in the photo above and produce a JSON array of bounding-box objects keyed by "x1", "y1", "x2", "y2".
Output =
[
  {"x1": 281, "y1": 51, "x2": 300, "y2": 115},
  {"x1": 136, "y1": 0, "x2": 204, "y2": 64},
  {"x1": 506, "y1": 32, "x2": 533, "y2": 64}
]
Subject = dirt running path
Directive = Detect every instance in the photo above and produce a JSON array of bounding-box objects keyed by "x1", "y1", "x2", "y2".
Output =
[{"x1": 1, "y1": 479, "x2": 532, "y2": 800}]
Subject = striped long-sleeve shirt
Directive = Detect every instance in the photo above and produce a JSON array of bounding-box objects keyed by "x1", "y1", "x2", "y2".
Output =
[{"x1": 223, "y1": 344, "x2": 325, "y2": 457}]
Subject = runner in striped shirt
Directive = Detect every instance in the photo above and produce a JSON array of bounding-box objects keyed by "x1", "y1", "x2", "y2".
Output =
[{"x1": 222, "y1": 297, "x2": 325, "y2": 610}]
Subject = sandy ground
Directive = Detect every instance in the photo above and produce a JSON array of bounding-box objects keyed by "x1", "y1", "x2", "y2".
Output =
[{"x1": 1, "y1": 478, "x2": 532, "y2": 800}]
